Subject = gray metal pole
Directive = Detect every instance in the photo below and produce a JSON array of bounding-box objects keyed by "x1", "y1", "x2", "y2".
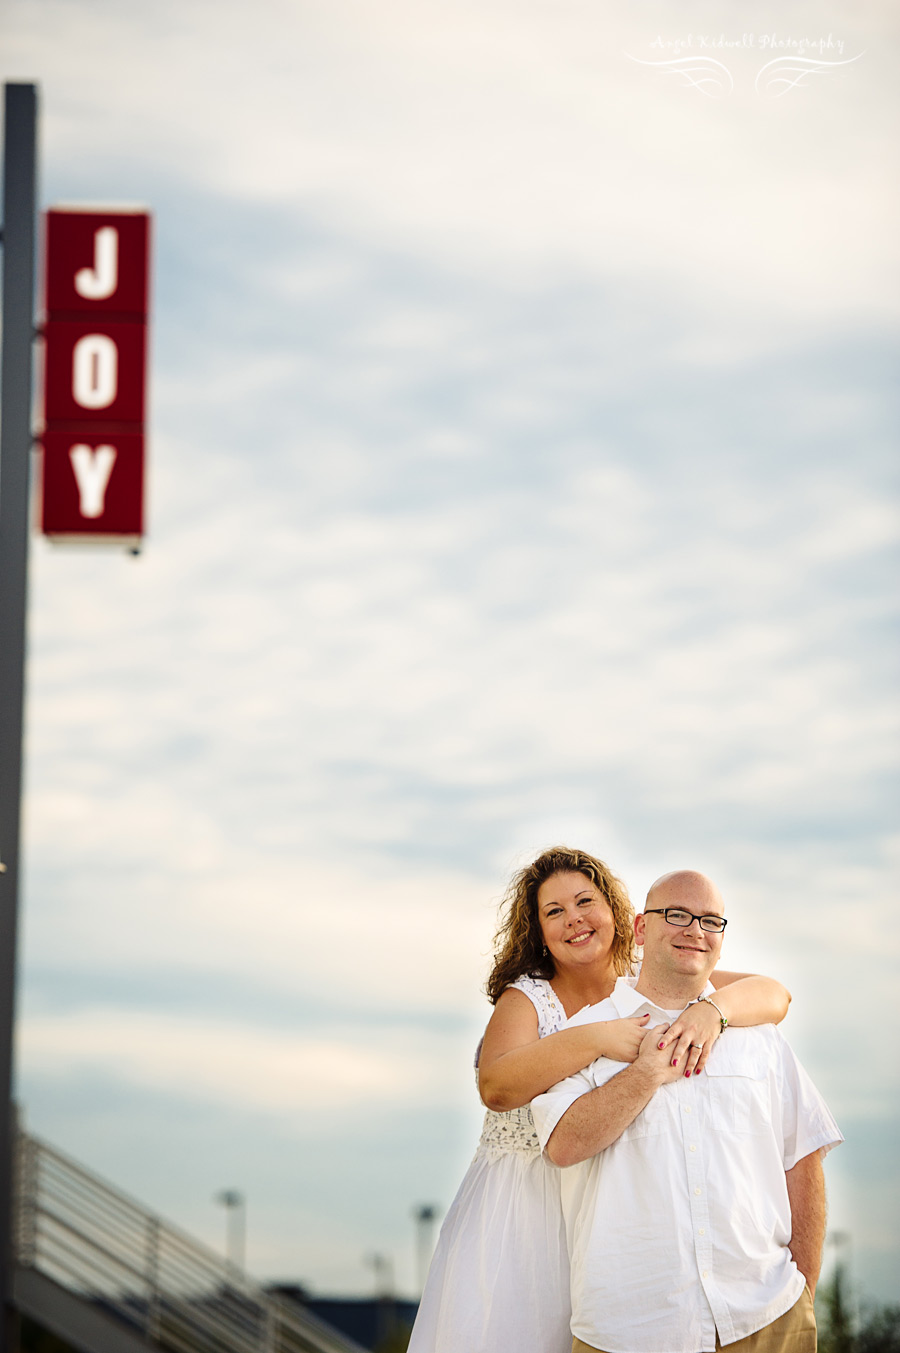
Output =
[{"x1": 0, "y1": 82, "x2": 38, "y2": 1353}]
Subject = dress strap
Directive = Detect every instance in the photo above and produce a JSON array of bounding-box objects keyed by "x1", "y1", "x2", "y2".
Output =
[{"x1": 508, "y1": 975, "x2": 567, "y2": 1038}]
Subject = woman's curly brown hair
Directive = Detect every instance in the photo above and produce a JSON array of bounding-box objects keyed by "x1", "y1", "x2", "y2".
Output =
[{"x1": 485, "y1": 846, "x2": 636, "y2": 1004}]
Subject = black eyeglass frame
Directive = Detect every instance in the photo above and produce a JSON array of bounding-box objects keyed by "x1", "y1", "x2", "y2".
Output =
[{"x1": 643, "y1": 907, "x2": 728, "y2": 933}]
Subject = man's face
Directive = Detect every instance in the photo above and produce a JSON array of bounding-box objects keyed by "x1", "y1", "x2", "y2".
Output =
[{"x1": 635, "y1": 872, "x2": 725, "y2": 984}]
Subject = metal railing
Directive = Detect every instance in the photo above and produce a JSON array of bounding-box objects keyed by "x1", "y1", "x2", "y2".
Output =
[{"x1": 14, "y1": 1132, "x2": 366, "y2": 1353}]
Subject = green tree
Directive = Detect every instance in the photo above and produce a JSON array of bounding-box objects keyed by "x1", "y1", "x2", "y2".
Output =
[
  {"x1": 818, "y1": 1262, "x2": 857, "y2": 1353},
  {"x1": 374, "y1": 1325, "x2": 412, "y2": 1353},
  {"x1": 856, "y1": 1305, "x2": 900, "y2": 1353},
  {"x1": 817, "y1": 1262, "x2": 900, "y2": 1353}
]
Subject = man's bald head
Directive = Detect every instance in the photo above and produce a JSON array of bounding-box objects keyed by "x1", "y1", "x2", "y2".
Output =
[{"x1": 645, "y1": 870, "x2": 725, "y2": 915}]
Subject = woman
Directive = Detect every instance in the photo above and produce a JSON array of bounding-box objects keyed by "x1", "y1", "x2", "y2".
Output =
[{"x1": 408, "y1": 846, "x2": 790, "y2": 1353}]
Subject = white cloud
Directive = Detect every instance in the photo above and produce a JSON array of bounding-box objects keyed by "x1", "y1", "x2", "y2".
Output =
[
  {"x1": 2, "y1": 0, "x2": 897, "y2": 333},
  {"x1": 18, "y1": 1009, "x2": 465, "y2": 1114}
]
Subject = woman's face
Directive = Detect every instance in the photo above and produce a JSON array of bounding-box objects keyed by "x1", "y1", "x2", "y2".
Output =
[{"x1": 537, "y1": 871, "x2": 617, "y2": 974}]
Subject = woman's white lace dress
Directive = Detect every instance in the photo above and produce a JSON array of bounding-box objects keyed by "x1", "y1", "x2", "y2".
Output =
[{"x1": 407, "y1": 975, "x2": 571, "y2": 1353}]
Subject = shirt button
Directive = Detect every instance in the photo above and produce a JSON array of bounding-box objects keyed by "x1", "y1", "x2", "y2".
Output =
[
  {"x1": 684, "y1": 1106, "x2": 692, "y2": 1114},
  {"x1": 690, "y1": 1145, "x2": 696, "y2": 1152},
  {"x1": 694, "y1": 1187, "x2": 702, "y2": 1196},
  {"x1": 703, "y1": 1270, "x2": 709, "y2": 1279},
  {"x1": 699, "y1": 1229, "x2": 705, "y2": 1236}
]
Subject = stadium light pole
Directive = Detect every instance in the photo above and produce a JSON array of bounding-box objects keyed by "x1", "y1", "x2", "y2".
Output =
[
  {"x1": 215, "y1": 1189, "x2": 246, "y2": 1272},
  {"x1": 412, "y1": 1203, "x2": 439, "y2": 1298},
  {"x1": 0, "y1": 81, "x2": 39, "y2": 1353}
]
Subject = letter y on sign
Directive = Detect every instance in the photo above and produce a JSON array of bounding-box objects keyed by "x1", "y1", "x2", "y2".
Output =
[{"x1": 69, "y1": 444, "x2": 117, "y2": 518}]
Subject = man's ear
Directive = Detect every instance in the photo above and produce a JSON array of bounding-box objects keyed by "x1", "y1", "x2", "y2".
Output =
[{"x1": 634, "y1": 912, "x2": 646, "y2": 947}]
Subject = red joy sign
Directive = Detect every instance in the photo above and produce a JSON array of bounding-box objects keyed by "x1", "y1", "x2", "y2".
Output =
[{"x1": 39, "y1": 209, "x2": 151, "y2": 541}]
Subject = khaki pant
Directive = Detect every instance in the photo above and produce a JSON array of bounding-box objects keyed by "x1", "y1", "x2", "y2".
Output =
[{"x1": 572, "y1": 1285, "x2": 817, "y2": 1353}]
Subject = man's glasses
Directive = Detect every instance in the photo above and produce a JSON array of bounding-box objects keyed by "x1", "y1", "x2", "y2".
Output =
[{"x1": 644, "y1": 908, "x2": 727, "y2": 934}]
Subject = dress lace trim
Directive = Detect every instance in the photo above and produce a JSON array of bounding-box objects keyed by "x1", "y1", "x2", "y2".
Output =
[{"x1": 475, "y1": 976, "x2": 566, "y2": 1160}]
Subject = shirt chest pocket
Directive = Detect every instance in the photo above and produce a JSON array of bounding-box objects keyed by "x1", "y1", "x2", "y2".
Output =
[{"x1": 705, "y1": 1043, "x2": 770, "y2": 1136}]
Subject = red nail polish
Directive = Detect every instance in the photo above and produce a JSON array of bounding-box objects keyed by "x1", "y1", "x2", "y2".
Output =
[
  {"x1": 658, "y1": 1043, "x2": 665, "y2": 1050},
  {"x1": 685, "y1": 1070, "x2": 691, "y2": 1078},
  {"x1": 694, "y1": 1068, "x2": 701, "y2": 1075}
]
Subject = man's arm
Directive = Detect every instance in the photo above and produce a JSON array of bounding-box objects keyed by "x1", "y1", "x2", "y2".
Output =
[
  {"x1": 785, "y1": 1149, "x2": 826, "y2": 1296},
  {"x1": 544, "y1": 1027, "x2": 682, "y2": 1167}
]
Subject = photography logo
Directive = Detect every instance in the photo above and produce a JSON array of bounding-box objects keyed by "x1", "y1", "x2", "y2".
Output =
[{"x1": 626, "y1": 34, "x2": 864, "y2": 98}]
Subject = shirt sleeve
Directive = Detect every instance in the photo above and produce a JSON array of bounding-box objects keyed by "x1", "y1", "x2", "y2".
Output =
[
  {"x1": 531, "y1": 1066, "x2": 597, "y2": 1151},
  {"x1": 774, "y1": 1029, "x2": 843, "y2": 1169},
  {"x1": 531, "y1": 1049, "x2": 630, "y2": 1151}
]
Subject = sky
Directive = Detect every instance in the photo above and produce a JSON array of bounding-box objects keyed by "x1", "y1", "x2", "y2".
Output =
[{"x1": 2, "y1": 0, "x2": 898, "y2": 1308}]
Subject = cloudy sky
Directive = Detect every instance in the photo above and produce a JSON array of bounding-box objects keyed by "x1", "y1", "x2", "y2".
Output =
[{"x1": 2, "y1": 0, "x2": 898, "y2": 1306}]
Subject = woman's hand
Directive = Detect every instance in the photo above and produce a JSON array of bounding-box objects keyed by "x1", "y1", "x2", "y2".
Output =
[
  {"x1": 656, "y1": 1001, "x2": 723, "y2": 1077},
  {"x1": 595, "y1": 1014, "x2": 651, "y2": 1064}
]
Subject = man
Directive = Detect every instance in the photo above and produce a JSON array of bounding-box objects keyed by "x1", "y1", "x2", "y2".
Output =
[{"x1": 531, "y1": 870, "x2": 842, "y2": 1353}]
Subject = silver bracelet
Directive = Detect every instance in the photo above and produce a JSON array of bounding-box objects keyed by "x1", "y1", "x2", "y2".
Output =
[{"x1": 693, "y1": 994, "x2": 728, "y2": 1032}]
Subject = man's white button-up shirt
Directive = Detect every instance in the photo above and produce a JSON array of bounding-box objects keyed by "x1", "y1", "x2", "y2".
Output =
[{"x1": 531, "y1": 977, "x2": 842, "y2": 1353}]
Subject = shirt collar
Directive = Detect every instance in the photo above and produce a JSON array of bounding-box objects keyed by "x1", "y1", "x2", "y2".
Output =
[{"x1": 609, "y1": 974, "x2": 716, "y2": 1019}]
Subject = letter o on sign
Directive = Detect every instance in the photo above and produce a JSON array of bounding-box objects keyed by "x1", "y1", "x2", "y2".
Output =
[{"x1": 72, "y1": 333, "x2": 118, "y2": 409}]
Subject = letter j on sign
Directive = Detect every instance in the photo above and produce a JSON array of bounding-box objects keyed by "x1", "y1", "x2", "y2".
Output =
[{"x1": 39, "y1": 208, "x2": 151, "y2": 541}]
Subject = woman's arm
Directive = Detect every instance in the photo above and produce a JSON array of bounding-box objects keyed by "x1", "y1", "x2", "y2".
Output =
[
  {"x1": 710, "y1": 970, "x2": 792, "y2": 1025},
  {"x1": 659, "y1": 972, "x2": 792, "y2": 1076},
  {"x1": 478, "y1": 988, "x2": 650, "y2": 1112}
]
